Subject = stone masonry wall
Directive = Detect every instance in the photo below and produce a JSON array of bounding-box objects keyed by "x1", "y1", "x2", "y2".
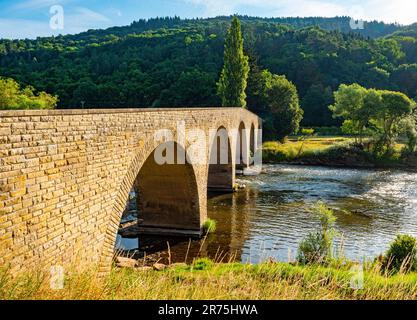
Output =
[{"x1": 0, "y1": 108, "x2": 260, "y2": 274}]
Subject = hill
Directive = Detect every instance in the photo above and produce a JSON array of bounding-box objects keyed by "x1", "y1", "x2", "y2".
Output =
[{"x1": 0, "y1": 16, "x2": 416, "y2": 126}]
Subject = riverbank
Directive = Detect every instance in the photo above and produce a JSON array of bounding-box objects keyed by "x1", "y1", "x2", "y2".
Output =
[
  {"x1": 262, "y1": 137, "x2": 417, "y2": 170},
  {"x1": 1, "y1": 259, "x2": 417, "y2": 300}
]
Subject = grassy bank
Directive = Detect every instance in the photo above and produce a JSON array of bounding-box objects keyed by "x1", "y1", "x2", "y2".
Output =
[
  {"x1": 262, "y1": 137, "x2": 416, "y2": 169},
  {"x1": 263, "y1": 137, "x2": 352, "y2": 162},
  {"x1": 1, "y1": 259, "x2": 417, "y2": 300}
]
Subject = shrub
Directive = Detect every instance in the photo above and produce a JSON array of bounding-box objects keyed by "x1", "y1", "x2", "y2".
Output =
[
  {"x1": 297, "y1": 202, "x2": 337, "y2": 265},
  {"x1": 381, "y1": 235, "x2": 417, "y2": 274},
  {"x1": 404, "y1": 126, "x2": 417, "y2": 154},
  {"x1": 300, "y1": 128, "x2": 315, "y2": 136},
  {"x1": 203, "y1": 218, "x2": 217, "y2": 234},
  {"x1": 192, "y1": 258, "x2": 214, "y2": 270},
  {"x1": 312, "y1": 126, "x2": 343, "y2": 136}
]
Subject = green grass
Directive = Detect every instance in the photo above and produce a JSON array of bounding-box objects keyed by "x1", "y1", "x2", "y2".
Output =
[
  {"x1": 262, "y1": 136, "x2": 353, "y2": 162},
  {"x1": 1, "y1": 259, "x2": 417, "y2": 300},
  {"x1": 203, "y1": 218, "x2": 217, "y2": 234}
]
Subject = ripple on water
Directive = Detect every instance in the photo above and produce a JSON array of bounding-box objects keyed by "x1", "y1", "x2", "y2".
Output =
[
  {"x1": 117, "y1": 165, "x2": 417, "y2": 264},
  {"x1": 209, "y1": 165, "x2": 417, "y2": 263}
]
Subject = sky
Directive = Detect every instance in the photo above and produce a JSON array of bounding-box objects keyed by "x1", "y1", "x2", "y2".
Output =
[{"x1": 0, "y1": 0, "x2": 416, "y2": 39}]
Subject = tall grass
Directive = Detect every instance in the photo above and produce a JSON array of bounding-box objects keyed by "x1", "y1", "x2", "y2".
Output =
[{"x1": 1, "y1": 259, "x2": 417, "y2": 300}]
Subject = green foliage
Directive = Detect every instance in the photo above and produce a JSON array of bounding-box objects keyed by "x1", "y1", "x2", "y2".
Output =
[
  {"x1": 217, "y1": 17, "x2": 249, "y2": 108},
  {"x1": 329, "y1": 84, "x2": 369, "y2": 140},
  {"x1": 203, "y1": 218, "x2": 217, "y2": 234},
  {"x1": 297, "y1": 202, "x2": 337, "y2": 265},
  {"x1": 0, "y1": 15, "x2": 415, "y2": 130},
  {"x1": 301, "y1": 84, "x2": 336, "y2": 127},
  {"x1": 312, "y1": 126, "x2": 342, "y2": 136},
  {"x1": 330, "y1": 83, "x2": 416, "y2": 154},
  {"x1": 300, "y1": 128, "x2": 315, "y2": 136},
  {"x1": 248, "y1": 68, "x2": 303, "y2": 140},
  {"x1": 263, "y1": 72, "x2": 303, "y2": 140},
  {"x1": 192, "y1": 258, "x2": 214, "y2": 270},
  {"x1": 0, "y1": 77, "x2": 58, "y2": 110},
  {"x1": 372, "y1": 90, "x2": 416, "y2": 155},
  {"x1": 404, "y1": 124, "x2": 417, "y2": 153},
  {"x1": 382, "y1": 235, "x2": 417, "y2": 274}
]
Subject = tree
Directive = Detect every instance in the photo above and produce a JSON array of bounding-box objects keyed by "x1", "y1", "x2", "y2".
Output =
[
  {"x1": 0, "y1": 15, "x2": 414, "y2": 125},
  {"x1": 249, "y1": 69, "x2": 303, "y2": 140},
  {"x1": 0, "y1": 77, "x2": 20, "y2": 107},
  {"x1": 330, "y1": 83, "x2": 416, "y2": 154},
  {"x1": 390, "y1": 64, "x2": 417, "y2": 97},
  {"x1": 246, "y1": 54, "x2": 265, "y2": 114},
  {"x1": 0, "y1": 77, "x2": 58, "y2": 110},
  {"x1": 262, "y1": 71, "x2": 303, "y2": 140},
  {"x1": 373, "y1": 90, "x2": 416, "y2": 152},
  {"x1": 330, "y1": 84, "x2": 372, "y2": 142},
  {"x1": 301, "y1": 84, "x2": 335, "y2": 126},
  {"x1": 72, "y1": 80, "x2": 98, "y2": 107},
  {"x1": 217, "y1": 17, "x2": 249, "y2": 108}
]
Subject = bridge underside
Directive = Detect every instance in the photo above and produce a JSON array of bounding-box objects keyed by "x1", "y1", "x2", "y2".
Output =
[{"x1": 134, "y1": 143, "x2": 201, "y2": 236}]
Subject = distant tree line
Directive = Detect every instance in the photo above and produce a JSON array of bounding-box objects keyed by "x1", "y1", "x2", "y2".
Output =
[{"x1": 1, "y1": 16, "x2": 417, "y2": 139}]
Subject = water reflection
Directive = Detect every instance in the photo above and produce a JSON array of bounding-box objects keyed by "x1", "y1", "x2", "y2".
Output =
[{"x1": 117, "y1": 165, "x2": 417, "y2": 264}]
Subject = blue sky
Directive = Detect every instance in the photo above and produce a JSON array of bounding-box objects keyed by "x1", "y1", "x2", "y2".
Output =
[{"x1": 0, "y1": 0, "x2": 416, "y2": 39}]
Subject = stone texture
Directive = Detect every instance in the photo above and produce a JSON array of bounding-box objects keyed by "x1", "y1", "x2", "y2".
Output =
[
  {"x1": 0, "y1": 108, "x2": 261, "y2": 274},
  {"x1": 153, "y1": 263, "x2": 167, "y2": 271},
  {"x1": 116, "y1": 256, "x2": 138, "y2": 268}
]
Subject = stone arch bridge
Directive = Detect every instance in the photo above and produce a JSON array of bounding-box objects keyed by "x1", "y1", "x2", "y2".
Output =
[{"x1": 0, "y1": 108, "x2": 261, "y2": 273}]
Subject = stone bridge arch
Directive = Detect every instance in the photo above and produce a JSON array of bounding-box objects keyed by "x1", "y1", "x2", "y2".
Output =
[
  {"x1": 99, "y1": 139, "x2": 205, "y2": 272},
  {"x1": 0, "y1": 108, "x2": 261, "y2": 274},
  {"x1": 207, "y1": 126, "x2": 234, "y2": 193},
  {"x1": 236, "y1": 121, "x2": 248, "y2": 172}
]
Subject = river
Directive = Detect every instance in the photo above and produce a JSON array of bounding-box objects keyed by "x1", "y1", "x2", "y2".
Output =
[{"x1": 116, "y1": 164, "x2": 417, "y2": 264}]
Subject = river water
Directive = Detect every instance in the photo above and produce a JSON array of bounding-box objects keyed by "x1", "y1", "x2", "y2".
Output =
[{"x1": 116, "y1": 165, "x2": 417, "y2": 264}]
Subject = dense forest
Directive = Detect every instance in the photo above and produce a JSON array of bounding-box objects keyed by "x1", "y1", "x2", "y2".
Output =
[{"x1": 1, "y1": 16, "x2": 417, "y2": 126}]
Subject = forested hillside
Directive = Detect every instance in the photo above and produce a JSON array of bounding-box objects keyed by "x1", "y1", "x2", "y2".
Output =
[{"x1": 0, "y1": 16, "x2": 416, "y2": 126}]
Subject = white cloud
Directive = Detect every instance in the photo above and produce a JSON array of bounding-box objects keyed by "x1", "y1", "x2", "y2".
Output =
[
  {"x1": 357, "y1": 0, "x2": 416, "y2": 25},
  {"x1": 0, "y1": 6, "x2": 111, "y2": 39},
  {"x1": 71, "y1": 7, "x2": 110, "y2": 23},
  {"x1": 0, "y1": 18, "x2": 49, "y2": 39}
]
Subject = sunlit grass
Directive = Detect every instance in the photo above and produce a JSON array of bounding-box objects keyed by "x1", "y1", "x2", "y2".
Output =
[
  {"x1": 262, "y1": 136, "x2": 407, "y2": 165},
  {"x1": 1, "y1": 260, "x2": 417, "y2": 300},
  {"x1": 203, "y1": 218, "x2": 217, "y2": 234},
  {"x1": 262, "y1": 136, "x2": 353, "y2": 162}
]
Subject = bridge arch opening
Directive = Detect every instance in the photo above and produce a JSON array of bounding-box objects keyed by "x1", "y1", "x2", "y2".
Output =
[
  {"x1": 207, "y1": 126, "x2": 234, "y2": 193},
  {"x1": 236, "y1": 121, "x2": 248, "y2": 171},
  {"x1": 123, "y1": 141, "x2": 201, "y2": 236},
  {"x1": 249, "y1": 123, "x2": 255, "y2": 166}
]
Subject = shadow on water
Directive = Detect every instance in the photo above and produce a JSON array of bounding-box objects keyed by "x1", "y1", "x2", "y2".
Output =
[{"x1": 116, "y1": 164, "x2": 417, "y2": 264}]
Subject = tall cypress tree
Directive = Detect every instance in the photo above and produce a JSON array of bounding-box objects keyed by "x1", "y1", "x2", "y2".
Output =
[{"x1": 217, "y1": 17, "x2": 250, "y2": 108}]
